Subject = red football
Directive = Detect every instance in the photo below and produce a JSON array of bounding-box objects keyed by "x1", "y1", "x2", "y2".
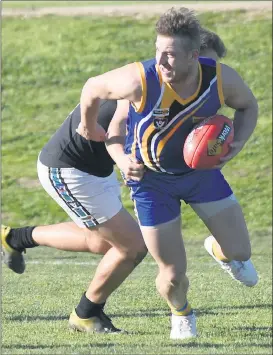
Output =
[{"x1": 183, "y1": 115, "x2": 234, "y2": 169}]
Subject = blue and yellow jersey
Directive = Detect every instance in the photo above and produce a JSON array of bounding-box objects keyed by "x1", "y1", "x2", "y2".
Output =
[{"x1": 124, "y1": 57, "x2": 225, "y2": 174}]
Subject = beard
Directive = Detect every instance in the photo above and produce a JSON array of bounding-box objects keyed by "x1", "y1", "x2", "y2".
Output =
[
  {"x1": 170, "y1": 63, "x2": 197, "y2": 84},
  {"x1": 164, "y1": 69, "x2": 189, "y2": 84}
]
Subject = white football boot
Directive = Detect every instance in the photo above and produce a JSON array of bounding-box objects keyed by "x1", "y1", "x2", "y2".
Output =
[
  {"x1": 170, "y1": 312, "x2": 197, "y2": 340},
  {"x1": 204, "y1": 235, "x2": 258, "y2": 287}
]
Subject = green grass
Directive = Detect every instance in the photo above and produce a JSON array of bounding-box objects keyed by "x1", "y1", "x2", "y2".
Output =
[{"x1": 2, "y1": 10, "x2": 272, "y2": 355}]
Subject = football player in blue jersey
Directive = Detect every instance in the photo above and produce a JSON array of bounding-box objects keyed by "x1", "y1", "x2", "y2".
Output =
[
  {"x1": 77, "y1": 7, "x2": 259, "y2": 340},
  {"x1": 2, "y1": 24, "x2": 238, "y2": 337}
]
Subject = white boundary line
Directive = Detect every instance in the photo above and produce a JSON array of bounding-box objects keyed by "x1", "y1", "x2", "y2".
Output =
[
  {"x1": 1, "y1": 259, "x2": 217, "y2": 267},
  {"x1": 26, "y1": 260, "x2": 157, "y2": 266},
  {"x1": 0, "y1": 259, "x2": 157, "y2": 266}
]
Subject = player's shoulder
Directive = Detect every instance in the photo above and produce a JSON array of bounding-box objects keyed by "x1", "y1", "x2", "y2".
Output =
[
  {"x1": 220, "y1": 63, "x2": 240, "y2": 75},
  {"x1": 220, "y1": 63, "x2": 242, "y2": 85},
  {"x1": 114, "y1": 62, "x2": 143, "y2": 89},
  {"x1": 136, "y1": 58, "x2": 157, "y2": 72}
]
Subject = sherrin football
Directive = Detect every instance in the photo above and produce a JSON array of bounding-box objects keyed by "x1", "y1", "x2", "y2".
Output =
[{"x1": 183, "y1": 115, "x2": 234, "y2": 169}]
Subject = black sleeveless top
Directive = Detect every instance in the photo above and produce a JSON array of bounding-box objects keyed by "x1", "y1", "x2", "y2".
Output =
[{"x1": 39, "y1": 100, "x2": 117, "y2": 177}]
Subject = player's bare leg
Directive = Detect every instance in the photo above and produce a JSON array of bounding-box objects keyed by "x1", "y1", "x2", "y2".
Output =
[
  {"x1": 1, "y1": 222, "x2": 111, "y2": 274},
  {"x1": 2, "y1": 209, "x2": 147, "y2": 333},
  {"x1": 140, "y1": 216, "x2": 196, "y2": 340},
  {"x1": 84, "y1": 208, "x2": 147, "y2": 303},
  {"x1": 191, "y1": 195, "x2": 258, "y2": 286},
  {"x1": 33, "y1": 222, "x2": 111, "y2": 254},
  {"x1": 69, "y1": 207, "x2": 147, "y2": 333}
]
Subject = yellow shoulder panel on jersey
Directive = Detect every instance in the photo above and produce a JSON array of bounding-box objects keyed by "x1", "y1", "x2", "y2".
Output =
[{"x1": 133, "y1": 62, "x2": 147, "y2": 114}]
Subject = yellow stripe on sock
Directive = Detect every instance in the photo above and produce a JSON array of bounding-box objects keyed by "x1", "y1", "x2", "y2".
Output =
[
  {"x1": 212, "y1": 241, "x2": 230, "y2": 262},
  {"x1": 171, "y1": 302, "x2": 192, "y2": 316}
]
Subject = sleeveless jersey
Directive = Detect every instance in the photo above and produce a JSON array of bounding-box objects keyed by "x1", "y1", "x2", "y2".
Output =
[
  {"x1": 124, "y1": 57, "x2": 225, "y2": 175},
  {"x1": 39, "y1": 100, "x2": 117, "y2": 177}
]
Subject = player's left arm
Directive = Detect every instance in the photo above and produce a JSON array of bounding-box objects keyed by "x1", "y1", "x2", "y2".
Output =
[
  {"x1": 106, "y1": 100, "x2": 145, "y2": 182},
  {"x1": 220, "y1": 64, "x2": 259, "y2": 164}
]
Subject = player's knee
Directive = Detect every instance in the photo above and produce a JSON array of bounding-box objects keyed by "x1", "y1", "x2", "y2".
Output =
[
  {"x1": 121, "y1": 243, "x2": 148, "y2": 264},
  {"x1": 85, "y1": 236, "x2": 111, "y2": 255}
]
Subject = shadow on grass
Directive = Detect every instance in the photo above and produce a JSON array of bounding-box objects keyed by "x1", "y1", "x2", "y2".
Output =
[
  {"x1": 195, "y1": 303, "x2": 272, "y2": 317},
  {"x1": 234, "y1": 325, "x2": 273, "y2": 338},
  {"x1": 235, "y1": 326, "x2": 272, "y2": 331},
  {"x1": 110, "y1": 303, "x2": 272, "y2": 318},
  {"x1": 3, "y1": 342, "x2": 271, "y2": 351},
  {"x1": 2, "y1": 343, "x2": 116, "y2": 351},
  {"x1": 158, "y1": 342, "x2": 272, "y2": 349},
  {"x1": 6, "y1": 303, "x2": 272, "y2": 322},
  {"x1": 6, "y1": 314, "x2": 68, "y2": 321},
  {"x1": 2, "y1": 344, "x2": 70, "y2": 350},
  {"x1": 2, "y1": 340, "x2": 272, "y2": 351},
  {"x1": 214, "y1": 304, "x2": 273, "y2": 310}
]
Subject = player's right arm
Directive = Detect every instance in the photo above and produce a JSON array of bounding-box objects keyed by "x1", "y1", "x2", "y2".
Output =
[{"x1": 77, "y1": 63, "x2": 142, "y2": 141}]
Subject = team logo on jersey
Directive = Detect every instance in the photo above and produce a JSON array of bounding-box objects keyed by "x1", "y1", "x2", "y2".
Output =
[{"x1": 153, "y1": 108, "x2": 170, "y2": 129}]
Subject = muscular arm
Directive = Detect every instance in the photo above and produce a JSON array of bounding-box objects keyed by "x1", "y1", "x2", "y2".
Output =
[
  {"x1": 106, "y1": 100, "x2": 128, "y2": 163},
  {"x1": 79, "y1": 63, "x2": 142, "y2": 141},
  {"x1": 217, "y1": 64, "x2": 259, "y2": 165},
  {"x1": 222, "y1": 64, "x2": 258, "y2": 143},
  {"x1": 106, "y1": 100, "x2": 145, "y2": 181}
]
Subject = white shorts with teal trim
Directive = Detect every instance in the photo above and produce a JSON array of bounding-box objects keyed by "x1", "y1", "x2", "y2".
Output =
[{"x1": 37, "y1": 159, "x2": 122, "y2": 228}]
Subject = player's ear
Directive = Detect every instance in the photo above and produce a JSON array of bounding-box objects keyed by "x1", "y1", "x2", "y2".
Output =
[
  {"x1": 188, "y1": 49, "x2": 199, "y2": 62},
  {"x1": 191, "y1": 49, "x2": 199, "y2": 60}
]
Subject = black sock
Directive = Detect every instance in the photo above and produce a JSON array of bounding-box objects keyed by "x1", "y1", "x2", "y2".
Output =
[
  {"x1": 75, "y1": 292, "x2": 106, "y2": 319},
  {"x1": 7, "y1": 226, "x2": 39, "y2": 252}
]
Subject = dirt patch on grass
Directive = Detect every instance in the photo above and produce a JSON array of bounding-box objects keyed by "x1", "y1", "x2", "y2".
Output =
[{"x1": 2, "y1": 1, "x2": 272, "y2": 18}]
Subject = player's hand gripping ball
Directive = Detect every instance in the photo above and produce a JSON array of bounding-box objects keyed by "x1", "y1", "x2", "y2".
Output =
[{"x1": 183, "y1": 115, "x2": 234, "y2": 169}]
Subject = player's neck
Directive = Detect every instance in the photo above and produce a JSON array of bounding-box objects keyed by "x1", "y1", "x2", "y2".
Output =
[{"x1": 170, "y1": 62, "x2": 200, "y2": 100}]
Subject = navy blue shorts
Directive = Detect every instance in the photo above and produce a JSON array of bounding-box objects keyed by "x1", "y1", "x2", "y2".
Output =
[{"x1": 128, "y1": 169, "x2": 233, "y2": 227}]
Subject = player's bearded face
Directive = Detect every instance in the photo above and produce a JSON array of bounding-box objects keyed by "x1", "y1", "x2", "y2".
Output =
[{"x1": 155, "y1": 35, "x2": 195, "y2": 83}]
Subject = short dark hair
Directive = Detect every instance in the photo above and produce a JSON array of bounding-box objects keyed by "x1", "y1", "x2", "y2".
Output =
[
  {"x1": 200, "y1": 28, "x2": 227, "y2": 58},
  {"x1": 155, "y1": 7, "x2": 201, "y2": 51}
]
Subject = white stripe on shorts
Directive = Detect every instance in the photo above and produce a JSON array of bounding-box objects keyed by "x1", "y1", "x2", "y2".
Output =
[
  {"x1": 37, "y1": 159, "x2": 123, "y2": 228},
  {"x1": 48, "y1": 167, "x2": 99, "y2": 227}
]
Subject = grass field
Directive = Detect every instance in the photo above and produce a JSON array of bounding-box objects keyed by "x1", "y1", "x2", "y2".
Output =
[{"x1": 1, "y1": 8, "x2": 272, "y2": 355}]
